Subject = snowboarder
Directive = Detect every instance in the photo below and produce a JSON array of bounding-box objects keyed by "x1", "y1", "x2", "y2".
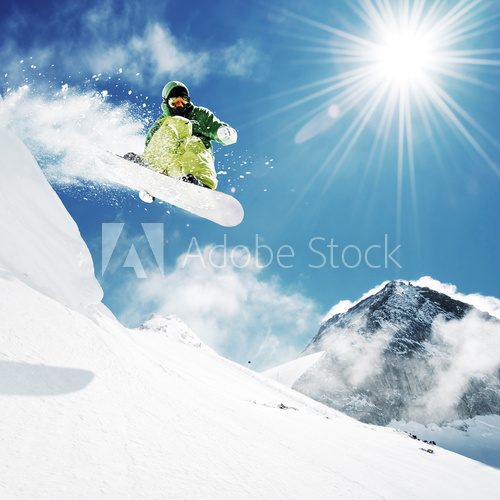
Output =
[{"x1": 124, "y1": 81, "x2": 237, "y2": 193}]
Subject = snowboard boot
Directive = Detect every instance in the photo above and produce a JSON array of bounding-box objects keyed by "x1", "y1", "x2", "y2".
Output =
[
  {"x1": 124, "y1": 152, "x2": 145, "y2": 165},
  {"x1": 182, "y1": 173, "x2": 208, "y2": 188}
]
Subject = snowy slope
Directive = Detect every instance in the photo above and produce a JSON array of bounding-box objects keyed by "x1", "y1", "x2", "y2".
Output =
[
  {"x1": 1, "y1": 132, "x2": 499, "y2": 499},
  {"x1": 2, "y1": 279, "x2": 500, "y2": 500},
  {"x1": 0, "y1": 127, "x2": 102, "y2": 312},
  {"x1": 391, "y1": 415, "x2": 500, "y2": 469}
]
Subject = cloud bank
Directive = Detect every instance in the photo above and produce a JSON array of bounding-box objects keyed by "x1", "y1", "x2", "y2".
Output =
[
  {"x1": 410, "y1": 311, "x2": 500, "y2": 422},
  {"x1": 412, "y1": 276, "x2": 500, "y2": 319},
  {"x1": 128, "y1": 246, "x2": 322, "y2": 371}
]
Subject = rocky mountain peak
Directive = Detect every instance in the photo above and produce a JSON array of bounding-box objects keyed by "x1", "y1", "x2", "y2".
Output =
[
  {"x1": 307, "y1": 280, "x2": 473, "y2": 356},
  {"x1": 295, "y1": 280, "x2": 499, "y2": 425}
]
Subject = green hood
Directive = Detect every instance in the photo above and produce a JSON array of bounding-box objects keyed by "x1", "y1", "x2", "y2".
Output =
[{"x1": 161, "y1": 81, "x2": 190, "y2": 115}]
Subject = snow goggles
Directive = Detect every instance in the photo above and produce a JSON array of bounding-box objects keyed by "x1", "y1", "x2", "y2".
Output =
[{"x1": 164, "y1": 96, "x2": 189, "y2": 108}]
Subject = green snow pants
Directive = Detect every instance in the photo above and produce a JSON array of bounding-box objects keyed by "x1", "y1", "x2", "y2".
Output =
[{"x1": 142, "y1": 116, "x2": 218, "y2": 190}]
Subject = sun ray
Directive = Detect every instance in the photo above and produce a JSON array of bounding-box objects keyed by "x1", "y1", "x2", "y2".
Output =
[
  {"x1": 396, "y1": 85, "x2": 406, "y2": 244},
  {"x1": 288, "y1": 80, "x2": 389, "y2": 212},
  {"x1": 404, "y1": 89, "x2": 419, "y2": 239},
  {"x1": 262, "y1": 0, "x2": 500, "y2": 230},
  {"x1": 422, "y1": 78, "x2": 500, "y2": 175},
  {"x1": 430, "y1": 65, "x2": 500, "y2": 91},
  {"x1": 243, "y1": 66, "x2": 376, "y2": 128},
  {"x1": 309, "y1": 80, "x2": 391, "y2": 195},
  {"x1": 250, "y1": 1, "x2": 500, "y2": 232}
]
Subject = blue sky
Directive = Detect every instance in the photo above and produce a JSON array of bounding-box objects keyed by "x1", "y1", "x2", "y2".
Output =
[{"x1": 1, "y1": 0, "x2": 499, "y2": 369}]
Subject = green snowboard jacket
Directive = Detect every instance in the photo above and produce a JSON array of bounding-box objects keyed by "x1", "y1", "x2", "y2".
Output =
[{"x1": 145, "y1": 81, "x2": 229, "y2": 153}]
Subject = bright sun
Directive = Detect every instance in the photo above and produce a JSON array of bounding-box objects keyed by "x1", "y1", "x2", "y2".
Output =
[
  {"x1": 268, "y1": 1, "x2": 500, "y2": 237},
  {"x1": 374, "y1": 29, "x2": 433, "y2": 84}
]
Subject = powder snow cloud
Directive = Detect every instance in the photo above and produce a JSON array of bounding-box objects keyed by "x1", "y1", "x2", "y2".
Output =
[{"x1": 0, "y1": 85, "x2": 145, "y2": 188}]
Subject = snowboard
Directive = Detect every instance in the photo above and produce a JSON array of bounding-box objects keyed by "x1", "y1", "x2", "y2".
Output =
[{"x1": 95, "y1": 152, "x2": 244, "y2": 227}]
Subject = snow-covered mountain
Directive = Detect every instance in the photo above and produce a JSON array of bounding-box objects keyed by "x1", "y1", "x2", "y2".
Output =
[
  {"x1": 308, "y1": 280, "x2": 474, "y2": 354},
  {"x1": 1, "y1": 129, "x2": 499, "y2": 499},
  {"x1": 265, "y1": 280, "x2": 500, "y2": 467},
  {"x1": 296, "y1": 280, "x2": 500, "y2": 425}
]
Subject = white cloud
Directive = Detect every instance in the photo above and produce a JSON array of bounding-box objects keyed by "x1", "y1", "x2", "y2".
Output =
[
  {"x1": 82, "y1": 1, "x2": 114, "y2": 32},
  {"x1": 1, "y1": 2, "x2": 260, "y2": 86},
  {"x1": 84, "y1": 45, "x2": 129, "y2": 75},
  {"x1": 222, "y1": 40, "x2": 260, "y2": 78},
  {"x1": 317, "y1": 325, "x2": 392, "y2": 386},
  {"x1": 322, "y1": 276, "x2": 500, "y2": 322},
  {"x1": 86, "y1": 27, "x2": 259, "y2": 84},
  {"x1": 131, "y1": 246, "x2": 322, "y2": 370},
  {"x1": 0, "y1": 42, "x2": 55, "y2": 84},
  {"x1": 409, "y1": 310, "x2": 500, "y2": 422},
  {"x1": 412, "y1": 276, "x2": 500, "y2": 319},
  {"x1": 86, "y1": 23, "x2": 213, "y2": 84}
]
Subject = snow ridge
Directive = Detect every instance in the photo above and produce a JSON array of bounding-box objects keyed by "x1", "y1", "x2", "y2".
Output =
[{"x1": 0, "y1": 127, "x2": 102, "y2": 312}]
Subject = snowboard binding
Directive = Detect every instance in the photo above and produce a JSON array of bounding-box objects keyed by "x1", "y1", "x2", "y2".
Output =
[{"x1": 182, "y1": 173, "x2": 207, "y2": 188}]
